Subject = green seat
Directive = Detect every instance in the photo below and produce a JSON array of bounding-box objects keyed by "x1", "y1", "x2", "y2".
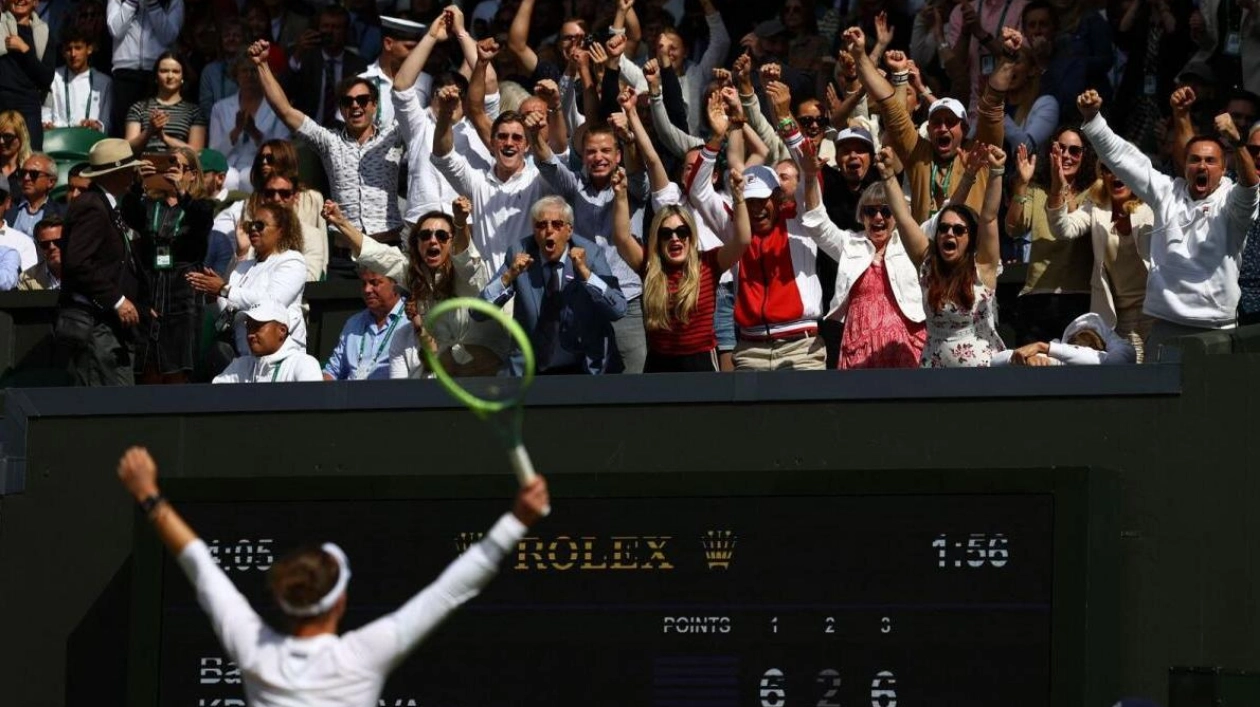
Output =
[
  {"x1": 49, "y1": 159, "x2": 78, "y2": 203},
  {"x1": 43, "y1": 127, "x2": 106, "y2": 160}
]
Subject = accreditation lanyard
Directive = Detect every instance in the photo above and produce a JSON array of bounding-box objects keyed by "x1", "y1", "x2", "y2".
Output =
[
  {"x1": 151, "y1": 203, "x2": 185, "y2": 270},
  {"x1": 977, "y1": 0, "x2": 1015, "y2": 58},
  {"x1": 64, "y1": 69, "x2": 93, "y2": 123},
  {"x1": 151, "y1": 203, "x2": 185, "y2": 237},
  {"x1": 353, "y1": 314, "x2": 401, "y2": 379},
  {"x1": 930, "y1": 160, "x2": 954, "y2": 215}
]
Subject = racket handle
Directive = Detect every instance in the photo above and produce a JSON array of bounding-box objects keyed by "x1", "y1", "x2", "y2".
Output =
[{"x1": 507, "y1": 444, "x2": 548, "y2": 517}]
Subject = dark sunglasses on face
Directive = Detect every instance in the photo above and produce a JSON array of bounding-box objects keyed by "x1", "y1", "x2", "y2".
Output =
[
  {"x1": 20, "y1": 169, "x2": 51, "y2": 181},
  {"x1": 861, "y1": 205, "x2": 892, "y2": 219},
  {"x1": 497, "y1": 132, "x2": 526, "y2": 143},
  {"x1": 797, "y1": 115, "x2": 828, "y2": 128},
  {"x1": 259, "y1": 153, "x2": 275, "y2": 164},
  {"x1": 658, "y1": 225, "x2": 692, "y2": 241},
  {"x1": 1055, "y1": 142, "x2": 1085, "y2": 158},
  {"x1": 939, "y1": 222, "x2": 970, "y2": 237},
  {"x1": 263, "y1": 188, "x2": 293, "y2": 199},
  {"x1": 246, "y1": 220, "x2": 271, "y2": 232},
  {"x1": 416, "y1": 228, "x2": 452, "y2": 243},
  {"x1": 339, "y1": 94, "x2": 372, "y2": 108},
  {"x1": 37, "y1": 238, "x2": 62, "y2": 250},
  {"x1": 534, "y1": 219, "x2": 568, "y2": 230},
  {"x1": 0, "y1": 132, "x2": 17, "y2": 144}
]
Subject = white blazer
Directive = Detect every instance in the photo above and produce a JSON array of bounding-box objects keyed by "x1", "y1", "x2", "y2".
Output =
[
  {"x1": 1046, "y1": 198, "x2": 1154, "y2": 328},
  {"x1": 799, "y1": 203, "x2": 926, "y2": 324}
]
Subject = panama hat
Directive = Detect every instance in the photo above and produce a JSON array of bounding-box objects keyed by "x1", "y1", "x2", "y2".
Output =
[{"x1": 81, "y1": 138, "x2": 143, "y2": 178}]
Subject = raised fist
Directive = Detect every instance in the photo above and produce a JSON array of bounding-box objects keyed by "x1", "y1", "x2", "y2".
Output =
[
  {"x1": 435, "y1": 84, "x2": 462, "y2": 116},
  {"x1": 1076, "y1": 90, "x2": 1103, "y2": 122}
]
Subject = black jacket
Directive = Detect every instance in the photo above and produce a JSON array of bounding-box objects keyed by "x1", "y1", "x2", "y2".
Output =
[{"x1": 59, "y1": 185, "x2": 145, "y2": 315}]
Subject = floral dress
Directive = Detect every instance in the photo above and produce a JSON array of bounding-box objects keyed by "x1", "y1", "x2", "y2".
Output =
[
  {"x1": 920, "y1": 261, "x2": 1006, "y2": 368},
  {"x1": 840, "y1": 259, "x2": 927, "y2": 369}
]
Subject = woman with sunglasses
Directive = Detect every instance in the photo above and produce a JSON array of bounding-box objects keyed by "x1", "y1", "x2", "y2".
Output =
[
  {"x1": 1046, "y1": 154, "x2": 1155, "y2": 360},
  {"x1": 882, "y1": 143, "x2": 1008, "y2": 367},
  {"x1": 124, "y1": 51, "x2": 209, "y2": 153},
  {"x1": 187, "y1": 201, "x2": 308, "y2": 357},
  {"x1": 125, "y1": 147, "x2": 215, "y2": 383},
  {"x1": 1006, "y1": 127, "x2": 1095, "y2": 345},
  {"x1": 323, "y1": 197, "x2": 506, "y2": 378},
  {"x1": 797, "y1": 138, "x2": 927, "y2": 369},
  {"x1": 0, "y1": 111, "x2": 32, "y2": 199},
  {"x1": 611, "y1": 166, "x2": 751, "y2": 373}
]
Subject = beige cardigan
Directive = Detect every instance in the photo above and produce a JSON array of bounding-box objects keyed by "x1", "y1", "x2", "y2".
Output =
[{"x1": 0, "y1": 11, "x2": 50, "y2": 61}]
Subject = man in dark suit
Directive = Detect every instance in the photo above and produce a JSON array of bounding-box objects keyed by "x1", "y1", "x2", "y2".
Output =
[
  {"x1": 481, "y1": 196, "x2": 627, "y2": 375},
  {"x1": 288, "y1": 5, "x2": 369, "y2": 129},
  {"x1": 57, "y1": 138, "x2": 146, "y2": 386}
]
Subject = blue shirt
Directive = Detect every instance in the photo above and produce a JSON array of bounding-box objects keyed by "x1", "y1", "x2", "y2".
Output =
[
  {"x1": 9, "y1": 200, "x2": 49, "y2": 238},
  {"x1": 0, "y1": 245, "x2": 19, "y2": 290},
  {"x1": 323, "y1": 298, "x2": 407, "y2": 380}
]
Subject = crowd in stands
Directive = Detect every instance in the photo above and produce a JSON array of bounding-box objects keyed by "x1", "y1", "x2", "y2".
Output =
[{"x1": 0, "y1": 0, "x2": 1257, "y2": 384}]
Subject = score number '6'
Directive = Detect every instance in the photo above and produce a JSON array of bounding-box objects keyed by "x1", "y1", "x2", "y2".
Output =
[{"x1": 759, "y1": 668, "x2": 897, "y2": 707}]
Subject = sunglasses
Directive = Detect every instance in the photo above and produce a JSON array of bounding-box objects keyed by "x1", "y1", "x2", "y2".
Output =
[
  {"x1": 20, "y1": 169, "x2": 52, "y2": 181},
  {"x1": 338, "y1": 94, "x2": 372, "y2": 108},
  {"x1": 534, "y1": 219, "x2": 569, "y2": 231},
  {"x1": 1246, "y1": 145, "x2": 1260, "y2": 159},
  {"x1": 1055, "y1": 142, "x2": 1085, "y2": 158},
  {"x1": 938, "y1": 223, "x2": 970, "y2": 237},
  {"x1": 37, "y1": 238, "x2": 62, "y2": 250},
  {"x1": 259, "y1": 153, "x2": 275, "y2": 164},
  {"x1": 797, "y1": 115, "x2": 828, "y2": 128},
  {"x1": 246, "y1": 220, "x2": 273, "y2": 232},
  {"x1": 415, "y1": 228, "x2": 452, "y2": 243},
  {"x1": 861, "y1": 205, "x2": 892, "y2": 219},
  {"x1": 560, "y1": 33, "x2": 585, "y2": 42},
  {"x1": 658, "y1": 225, "x2": 692, "y2": 241},
  {"x1": 0, "y1": 132, "x2": 18, "y2": 145},
  {"x1": 263, "y1": 188, "x2": 293, "y2": 199},
  {"x1": 496, "y1": 132, "x2": 526, "y2": 143}
]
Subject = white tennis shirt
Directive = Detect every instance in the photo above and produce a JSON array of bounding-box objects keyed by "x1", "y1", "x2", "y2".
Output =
[{"x1": 177, "y1": 512, "x2": 527, "y2": 706}]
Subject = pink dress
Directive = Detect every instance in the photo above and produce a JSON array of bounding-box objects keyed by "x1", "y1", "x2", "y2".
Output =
[{"x1": 839, "y1": 259, "x2": 928, "y2": 369}]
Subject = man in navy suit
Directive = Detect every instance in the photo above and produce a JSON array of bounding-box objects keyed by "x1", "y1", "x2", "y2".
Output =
[{"x1": 481, "y1": 196, "x2": 627, "y2": 375}]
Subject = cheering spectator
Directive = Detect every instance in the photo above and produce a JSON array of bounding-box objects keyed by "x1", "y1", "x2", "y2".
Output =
[
  {"x1": 0, "y1": 0, "x2": 56, "y2": 149},
  {"x1": 1078, "y1": 89, "x2": 1259, "y2": 361},
  {"x1": 0, "y1": 178, "x2": 36, "y2": 271},
  {"x1": 654, "y1": 0, "x2": 728, "y2": 134},
  {"x1": 1237, "y1": 122, "x2": 1260, "y2": 326},
  {"x1": 1002, "y1": 43, "x2": 1058, "y2": 155},
  {"x1": 212, "y1": 299, "x2": 322, "y2": 383},
  {"x1": 5, "y1": 152, "x2": 63, "y2": 236},
  {"x1": 0, "y1": 110, "x2": 29, "y2": 197},
  {"x1": 288, "y1": 5, "x2": 368, "y2": 130},
  {"x1": 252, "y1": 39, "x2": 405, "y2": 242},
  {"x1": 611, "y1": 164, "x2": 749, "y2": 373},
  {"x1": 505, "y1": 0, "x2": 583, "y2": 86},
  {"x1": 17, "y1": 213, "x2": 60, "y2": 289},
  {"x1": 43, "y1": 26, "x2": 113, "y2": 133},
  {"x1": 0, "y1": 242, "x2": 18, "y2": 289},
  {"x1": 357, "y1": 16, "x2": 428, "y2": 128},
  {"x1": 1045, "y1": 153, "x2": 1155, "y2": 360},
  {"x1": 1006, "y1": 128, "x2": 1094, "y2": 343},
  {"x1": 994, "y1": 312, "x2": 1137, "y2": 365},
  {"x1": 481, "y1": 195, "x2": 627, "y2": 375},
  {"x1": 882, "y1": 143, "x2": 1008, "y2": 368},
  {"x1": 944, "y1": 0, "x2": 1027, "y2": 116},
  {"x1": 125, "y1": 51, "x2": 209, "y2": 153},
  {"x1": 57, "y1": 139, "x2": 148, "y2": 386},
  {"x1": 798, "y1": 138, "x2": 928, "y2": 370},
  {"x1": 126, "y1": 147, "x2": 213, "y2": 384},
  {"x1": 107, "y1": 0, "x2": 185, "y2": 136},
  {"x1": 186, "y1": 201, "x2": 307, "y2": 357},
  {"x1": 209, "y1": 53, "x2": 287, "y2": 189},
  {"x1": 198, "y1": 17, "x2": 245, "y2": 118}
]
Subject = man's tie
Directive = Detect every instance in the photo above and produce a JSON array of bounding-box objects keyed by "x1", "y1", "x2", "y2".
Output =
[{"x1": 321, "y1": 58, "x2": 338, "y2": 126}]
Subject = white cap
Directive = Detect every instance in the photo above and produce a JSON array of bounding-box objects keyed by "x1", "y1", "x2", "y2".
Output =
[
  {"x1": 244, "y1": 300, "x2": 290, "y2": 327},
  {"x1": 741, "y1": 164, "x2": 780, "y2": 199},
  {"x1": 380, "y1": 16, "x2": 426, "y2": 39},
  {"x1": 928, "y1": 97, "x2": 967, "y2": 121}
]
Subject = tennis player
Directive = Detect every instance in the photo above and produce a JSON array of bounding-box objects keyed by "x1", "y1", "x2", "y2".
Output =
[{"x1": 116, "y1": 446, "x2": 549, "y2": 707}]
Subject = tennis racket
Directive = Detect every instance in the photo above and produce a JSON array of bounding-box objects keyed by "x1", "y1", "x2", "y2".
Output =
[{"x1": 419, "y1": 297, "x2": 539, "y2": 489}]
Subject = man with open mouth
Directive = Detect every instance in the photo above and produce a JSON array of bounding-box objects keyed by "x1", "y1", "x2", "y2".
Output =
[{"x1": 1079, "y1": 88, "x2": 1259, "y2": 362}]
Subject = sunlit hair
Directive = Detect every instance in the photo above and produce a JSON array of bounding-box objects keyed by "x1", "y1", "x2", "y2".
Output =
[
  {"x1": 925, "y1": 204, "x2": 981, "y2": 312},
  {"x1": 170, "y1": 146, "x2": 206, "y2": 200},
  {"x1": 529, "y1": 195, "x2": 574, "y2": 225},
  {"x1": 407, "y1": 211, "x2": 457, "y2": 311},
  {"x1": 254, "y1": 202, "x2": 303, "y2": 254},
  {"x1": 268, "y1": 545, "x2": 339, "y2": 621},
  {"x1": 854, "y1": 181, "x2": 890, "y2": 223},
  {"x1": 642, "y1": 205, "x2": 702, "y2": 332},
  {"x1": 1086, "y1": 162, "x2": 1144, "y2": 214},
  {"x1": 250, "y1": 139, "x2": 300, "y2": 190},
  {"x1": 0, "y1": 111, "x2": 32, "y2": 166}
]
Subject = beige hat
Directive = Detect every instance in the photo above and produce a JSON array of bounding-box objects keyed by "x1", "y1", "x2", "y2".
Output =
[{"x1": 81, "y1": 138, "x2": 143, "y2": 178}]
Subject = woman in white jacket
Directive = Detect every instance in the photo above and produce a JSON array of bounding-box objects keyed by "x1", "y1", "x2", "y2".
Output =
[
  {"x1": 1045, "y1": 152, "x2": 1154, "y2": 361},
  {"x1": 796, "y1": 138, "x2": 926, "y2": 369},
  {"x1": 187, "y1": 202, "x2": 308, "y2": 355}
]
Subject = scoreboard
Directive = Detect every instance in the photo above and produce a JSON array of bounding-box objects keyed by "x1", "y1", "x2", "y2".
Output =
[{"x1": 132, "y1": 469, "x2": 1103, "y2": 707}]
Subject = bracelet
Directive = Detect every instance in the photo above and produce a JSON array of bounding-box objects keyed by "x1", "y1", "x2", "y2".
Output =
[
  {"x1": 777, "y1": 117, "x2": 797, "y2": 131},
  {"x1": 608, "y1": 27, "x2": 626, "y2": 36},
  {"x1": 1012, "y1": 194, "x2": 1032, "y2": 205},
  {"x1": 890, "y1": 71, "x2": 910, "y2": 86},
  {"x1": 140, "y1": 493, "x2": 166, "y2": 514},
  {"x1": 988, "y1": 167, "x2": 1006, "y2": 176}
]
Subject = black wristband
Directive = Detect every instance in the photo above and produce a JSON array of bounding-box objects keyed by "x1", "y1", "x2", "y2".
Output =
[{"x1": 140, "y1": 493, "x2": 166, "y2": 514}]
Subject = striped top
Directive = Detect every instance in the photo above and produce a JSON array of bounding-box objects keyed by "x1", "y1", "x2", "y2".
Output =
[
  {"x1": 646, "y1": 250, "x2": 721, "y2": 357},
  {"x1": 126, "y1": 98, "x2": 208, "y2": 152}
]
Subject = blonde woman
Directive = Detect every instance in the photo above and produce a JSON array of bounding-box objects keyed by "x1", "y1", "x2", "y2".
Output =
[
  {"x1": 610, "y1": 167, "x2": 750, "y2": 373},
  {"x1": 0, "y1": 110, "x2": 32, "y2": 196},
  {"x1": 1045, "y1": 153, "x2": 1154, "y2": 361}
]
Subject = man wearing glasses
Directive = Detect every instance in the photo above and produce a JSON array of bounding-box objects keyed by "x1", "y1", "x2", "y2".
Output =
[
  {"x1": 0, "y1": 179, "x2": 37, "y2": 274},
  {"x1": 17, "y1": 215, "x2": 62, "y2": 290},
  {"x1": 5, "y1": 153, "x2": 64, "y2": 239},
  {"x1": 249, "y1": 39, "x2": 404, "y2": 246}
]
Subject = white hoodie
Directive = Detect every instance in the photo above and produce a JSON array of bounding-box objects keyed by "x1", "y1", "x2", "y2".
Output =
[
  {"x1": 1081, "y1": 114, "x2": 1259, "y2": 328},
  {"x1": 212, "y1": 338, "x2": 323, "y2": 383}
]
